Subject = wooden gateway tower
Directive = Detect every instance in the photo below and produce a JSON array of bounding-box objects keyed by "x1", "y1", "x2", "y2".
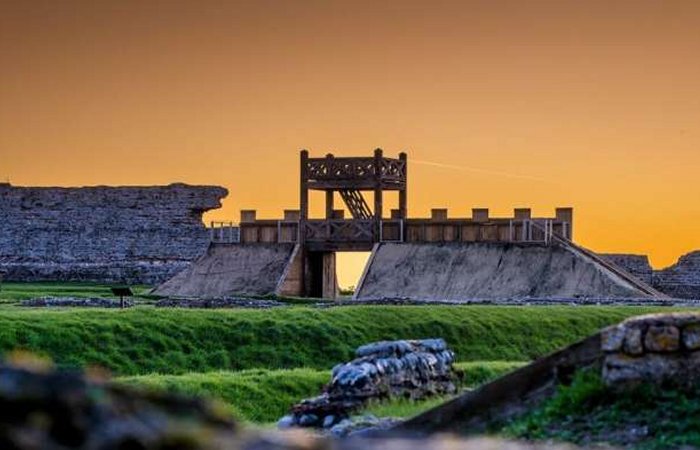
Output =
[
  {"x1": 199, "y1": 148, "x2": 591, "y2": 300},
  {"x1": 299, "y1": 149, "x2": 407, "y2": 252},
  {"x1": 296, "y1": 149, "x2": 407, "y2": 297}
]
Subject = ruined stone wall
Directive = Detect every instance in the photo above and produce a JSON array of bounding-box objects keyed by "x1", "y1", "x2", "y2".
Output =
[
  {"x1": 601, "y1": 251, "x2": 700, "y2": 299},
  {"x1": 653, "y1": 251, "x2": 700, "y2": 299},
  {"x1": 602, "y1": 312, "x2": 700, "y2": 387},
  {"x1": 0, "y1": 183, "x2": 227, "y2": 284},
  {"x1": 599, "y1": 253, "x2": 654, "y2": 285}
]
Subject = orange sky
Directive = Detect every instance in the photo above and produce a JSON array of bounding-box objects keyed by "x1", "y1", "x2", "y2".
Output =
[{"x1": 2, "y1": 0, "x2": 699, "y2": 287}]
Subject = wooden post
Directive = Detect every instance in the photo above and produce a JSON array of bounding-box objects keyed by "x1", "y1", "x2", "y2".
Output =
[
  {"x1": 326, "y1": 191, "x2": 334, "y2": 219},
  {"x1": 299, "y1": 150, "x2": 309, "y2": 295},
  {"x1": 325, "y1": 153, "x2": 334, "y2": 219},
  {"x1": 374, "y1": 148, "x2": 383, "y2": 241},
  {"x1": 399, "y1": 151, "x2": 407, "y2": 219},
  {"x1": 300, "y1": 150, "x2": 309, "y2": 239}
]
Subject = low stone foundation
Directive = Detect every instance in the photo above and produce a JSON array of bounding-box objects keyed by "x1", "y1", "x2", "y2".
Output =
[
  {"x1": 20, "y1": 297, "x2": 134, "y2": 308},
  {"x1": 602, "y1": 312, "x2": 700, "y2": 388},
  {"x1": 155, "y1": 297, "x2": 287, "y2": 309}
]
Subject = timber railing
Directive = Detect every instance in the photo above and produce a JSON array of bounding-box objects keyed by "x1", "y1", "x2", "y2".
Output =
[
  {"x1": 209, "y1": 221, "x2": 240, "y2": 243},
  {"x1": 305, "y1": 156, "x2": 407, "y2": 190}
]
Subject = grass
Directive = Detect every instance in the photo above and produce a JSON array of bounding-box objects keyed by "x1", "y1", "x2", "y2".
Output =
[
  {"x1": 120, "y1": 368, "x2": 329, "y2": 423},
  {"x1": 0, "y1": 282, "x2": 152, "y2": 302},
  {"x1": 505, "y1": 370, "x2": 700, "y2": 449},
  {"x1": 0, "y1": 305, "x2": 672, "y2": 376},
  {"x1": 119, "y1": 360, "x2": 524, "y2": 423}
]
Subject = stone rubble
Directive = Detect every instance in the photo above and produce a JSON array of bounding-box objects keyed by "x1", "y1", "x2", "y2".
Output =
[
  {"x1": 278, "y1": 338, "x2": 456, "y2": 430},
  {"x1": 20, "y1": 296, "x2": 134, "y2": 308}
]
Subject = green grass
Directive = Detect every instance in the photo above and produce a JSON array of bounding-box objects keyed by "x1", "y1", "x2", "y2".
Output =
[
  {"x1": 455, "y1": 360, "x2": 526, "y2": 386},
  {"x1": 120, "y1": 368, "x2": 329, "y2": 423},
  {"x1": 505, "y1": 370, "x2": 700, "y2": 449},
  {"x1": 0, "y1": 305, "x2": 677, "y2": 376},
  {"x1": 0, "y1": 282, "x2": 152, "y2": 302},
  {"x1": 119, "y1": 360, "x2": 524, "y2": 423}
]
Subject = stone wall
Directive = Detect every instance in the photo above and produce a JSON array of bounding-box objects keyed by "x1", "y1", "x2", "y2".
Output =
[
  {"x1": 599, "y1": 253, "x2": 654, "y2": 286},
  {"x1": 654, "y1": 251, "x2": 700, "y2": 299},
  {"x1": 602, "y1": 312, "x2": 700, "y2": 388},
  {"x1": 0, "y1": 183, "x2": 227, "y2": 284},
  {"x1": 602, "y1": 251, "x2": 700, "y2": 299}
]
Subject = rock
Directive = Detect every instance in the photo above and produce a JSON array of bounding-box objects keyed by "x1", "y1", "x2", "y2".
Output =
[
  {"x1": 683, "y1": 323, "x2": 700, "y2": 350},
  {"x1": 330, "y1": 419, "x2": 353, "y2": 437},
  {"x1": 601, "y1": 325, "x2": 626, "y2": 352},
  {"x1": 322, "y1": 415, "x2": 337, "y2": 428},
  {"x1": 277, "y1": 415, "x2": 296, "y2": 429},
  {"x1": 623, "y1": 327, "x2": 644, "y2": 355},
  {"x1": 644, "y1": 325, "x2": 679, "y2": 352},
  {"x1": 298, "y1": 414, "x2": 319, "y2": 426}
]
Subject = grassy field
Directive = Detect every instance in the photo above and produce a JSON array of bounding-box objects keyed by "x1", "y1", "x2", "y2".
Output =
[
  {"x1": 0, "y1": 304, "x2": 672, "y2": 376},
  {"x1": 0, "y1": 282, "x2": 152, "y2": 302},
  {"x1": 0, "y1": 282, "x2": 688, "y2": 427}
]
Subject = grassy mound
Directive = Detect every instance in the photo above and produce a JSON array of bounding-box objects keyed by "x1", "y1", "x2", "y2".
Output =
[
  {"x1": 506, "y1": 371, "x2": 700, "y2": 449},
  {"x1": 0, "y1": 306, "x2": 670, "y2": 376},
  {"x1": 119, "y1": 361, "x2": 524, "y2": 423},
  {"x1": 0, "y1": 306, "x2": 666, "y2": 376}
]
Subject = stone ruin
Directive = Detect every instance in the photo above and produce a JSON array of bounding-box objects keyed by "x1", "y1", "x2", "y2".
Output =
[
  {"x1": 20, "y1": 297, "x2": 134, "y2": 308},
  {"x1": 602, "y1": 251, "x2": 700, "y2": 299},
  {"x1": 278, "y1": 338, "x2": 456, "y2": 433},
  {"x1": 0, "y1": 183, "x2": 227, "y2": 284},
  {"x1": 602, "y1": 312, "x2": 700, "y2": 388}
]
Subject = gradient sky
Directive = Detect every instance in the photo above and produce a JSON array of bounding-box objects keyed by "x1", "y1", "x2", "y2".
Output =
[{"x1": 2, "y1": 0, "x2": 699, "y2": 287}]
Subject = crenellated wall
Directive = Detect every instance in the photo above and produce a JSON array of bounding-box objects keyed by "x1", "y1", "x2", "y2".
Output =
[{"x1": 0, "y1": 183, "x2": 227, "y2": 284}]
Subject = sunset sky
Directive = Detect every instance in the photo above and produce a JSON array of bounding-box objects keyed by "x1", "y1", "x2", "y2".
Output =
[{"x1": 2, "y1": 0, "x2": 699, "y2": 287}]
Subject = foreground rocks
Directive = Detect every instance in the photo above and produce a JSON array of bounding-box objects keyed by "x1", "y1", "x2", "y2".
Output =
[
  {"x1": 603, "y1": 312, "x2": 700, "y2": 388},
  {"x1": 279, "y1": 338, "x2": 456, "y2": 431}
]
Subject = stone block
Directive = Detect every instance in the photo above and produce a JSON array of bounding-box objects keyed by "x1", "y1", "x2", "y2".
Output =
[
  {"x1": 623, "y1": 327, "x2": 644, "y2": 355},
  {"x1": 601, "y1": 326, "x2": 626, "y2": 352},
  {"x1": 644, "y1": 325, "x2": 680, "y2": 352},
  {"x1": 604, "y1": 353, "x2": 684, "y2": 388},
  {"x1": 682, "y1": 323, "x2": 700, "y2": 350}
]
